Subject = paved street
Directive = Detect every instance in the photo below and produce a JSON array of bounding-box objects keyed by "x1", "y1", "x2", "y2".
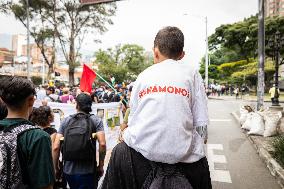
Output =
[{"x1": 208, "y1": 99, "x2": 281, "y2": 189}]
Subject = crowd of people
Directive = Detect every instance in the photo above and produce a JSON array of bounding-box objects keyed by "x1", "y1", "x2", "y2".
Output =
[
  {"x1": 0, "y1": 77, "x2": 108, "y2": 189},
  {"x1": 36, "y1": 83, "x2": 132, "y2": 112},
  {"x1": 206, "y1": 83, "x2": 250, "y2": 99}
]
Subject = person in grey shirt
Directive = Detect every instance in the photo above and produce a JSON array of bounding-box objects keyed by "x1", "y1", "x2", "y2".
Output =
[{"x1": 53, "y1": 93, "x2": 106, "y2": 189}]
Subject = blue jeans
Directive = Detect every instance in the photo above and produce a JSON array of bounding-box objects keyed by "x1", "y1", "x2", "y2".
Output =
[{"x1": 64, "y1": 173, "x2": 97, "y2": 189}]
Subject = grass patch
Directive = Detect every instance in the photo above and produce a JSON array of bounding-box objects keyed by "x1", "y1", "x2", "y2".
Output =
[{"x1": 272, "y1": 136, "x2": 284, "y2": 167}]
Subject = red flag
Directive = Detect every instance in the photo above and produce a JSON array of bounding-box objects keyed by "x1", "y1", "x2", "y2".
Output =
[{"x1": 80, "y1": 64, "x2": 96, "y2": 93}]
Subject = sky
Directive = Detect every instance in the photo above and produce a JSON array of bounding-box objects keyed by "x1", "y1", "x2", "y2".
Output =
[{"x1": 0, "y1": 0, "x2": 258, "y2": 68}]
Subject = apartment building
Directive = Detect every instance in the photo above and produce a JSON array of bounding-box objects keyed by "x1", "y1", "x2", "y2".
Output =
[{"x1": 265, "y1": 0, "x2": 284, "y2": 17}]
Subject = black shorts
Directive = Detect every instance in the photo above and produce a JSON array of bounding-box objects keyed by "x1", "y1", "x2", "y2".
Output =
[{"x1": 102, "y1": 142, "x2": 212, "y2": 189}]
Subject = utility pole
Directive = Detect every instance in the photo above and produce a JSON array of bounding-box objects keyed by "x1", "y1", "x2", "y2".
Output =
[
  {"x1": 26, "y1": 0, "x2": 31, "y2": 80},
  {"x1": 257, "y1": 0, "x2": 265, "y2": 110},
  {"x1": 205, "y1": 16, "x2": 209, "y2": 88},
  {"x1": 42, "y1": 56, "x2": 45, "y2": 85}
]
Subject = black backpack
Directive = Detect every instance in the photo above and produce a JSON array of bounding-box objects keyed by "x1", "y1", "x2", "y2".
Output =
[
  {"x1": 142, "y1": 162, "x2": 193, "y2": 189},
  {"x1": 103, "y1": 92, "x2": 110, "y2": 103},
  {"x1": 62, "y1": 113, "x2": 96, "y2": 161}
]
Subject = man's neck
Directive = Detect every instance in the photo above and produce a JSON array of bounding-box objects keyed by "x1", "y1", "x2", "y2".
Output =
[
  {"x1": 7, "y1": 113, "x2": 28, "y2": 120},
  {"x1": 7, "y1": 109, "x2": 29, "y2": 120},
  {"x1": 155, "y1": 57, "x2": 170, "y2": 64}
]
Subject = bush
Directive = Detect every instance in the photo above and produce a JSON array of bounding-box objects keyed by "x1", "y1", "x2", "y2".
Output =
[
  {"x1": 31, "y1": 76, "x2": 42, "y2": 86},
  {"x1": 272, "y1": 136, "x2": 284, "y2": 166}
]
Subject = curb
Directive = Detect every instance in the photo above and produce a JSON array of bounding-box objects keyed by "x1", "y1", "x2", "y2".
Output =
[
  {"x1": 208, "y1": 97, "x2": 225, "y2": 100},
  {"x1": 231, "y1": 111, "x2": 284, "y2": 189},
  {"x1": 208, "y1": 96, "x2": 284, "y2": 103}
]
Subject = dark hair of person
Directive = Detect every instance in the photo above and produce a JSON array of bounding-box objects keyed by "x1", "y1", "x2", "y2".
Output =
[
  {"x1": 76, "y1": 93, "x2": 92, "y2": 114},
  {"x1": 154, "y1": 26, "x2": 184, "y2": 59},
  {"x1": 29, "y1": 106, "x2": 53, "y2": 127},
  {"x1": 129, "y1": 86, "x2": 133, "y2": 92},
  {"x1": 0, "y1": 99, "x2": 8, "y2": 120},
  {"x1": 0, "y1": 76, "x2": 36, "y2": 110}
]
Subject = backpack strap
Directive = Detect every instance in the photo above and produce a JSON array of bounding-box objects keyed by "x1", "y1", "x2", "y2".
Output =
[
  {"x1": 48, "y1": 95, "x2": 56, "y2": 102},
  {"x1": 142, "y1": 162, "x2": 186, "y2": 189},
  {"x1": 3, "y1": 124, "x2": 40, "y2": 135},
  {"x1": 0, "y1": 125, "x2": 4, "y2": 131}
]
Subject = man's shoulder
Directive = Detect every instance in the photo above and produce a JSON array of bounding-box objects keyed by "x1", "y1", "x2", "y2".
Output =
[
  {"x1": 89, "y1": 114, "x2": 102, "y2": 125},
  {"x1": 20, "y1": 128, "x2": 50, "y2": 141},
  {"x1": 18, "y1": 128, "x2": 51, "y2": 150}
]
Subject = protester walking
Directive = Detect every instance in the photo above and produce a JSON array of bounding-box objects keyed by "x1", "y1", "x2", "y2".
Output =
[
  {"x1": 0, "y1": 76, "x2": 55, "y2": 189},
  {"x1": 269, "y1": 84, "x2": 280, "y2": 104},
  {"x1": 53, "y1": 93, "x2": 106, "y2": 189},
  {"x1": 102, "y1": 26, "x2": 211, "y2": 189},
  {"x1": 45, "y1": 86, "x2": 61, "y2": 103}
]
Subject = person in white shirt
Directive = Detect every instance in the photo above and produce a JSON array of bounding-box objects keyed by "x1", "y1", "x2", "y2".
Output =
[
  {"x1": 102, "y1": 26, "x2": 211, "y2": 189},
  {"x1": 36, "y1": 84, "x2": 48, "y2": 101}
]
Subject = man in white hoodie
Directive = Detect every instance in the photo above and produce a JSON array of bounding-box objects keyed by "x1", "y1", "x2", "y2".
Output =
[{"x1": 102, "y1": 26, "x2": 211, "y2": 189}]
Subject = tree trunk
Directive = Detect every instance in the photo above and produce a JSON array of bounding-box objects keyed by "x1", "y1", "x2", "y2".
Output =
[
  {"x1": 68, "y1": 41, "x2": 75, "y2": 86},
  {"x1": 69, "y1": 22, "x2": 76, "y2": 86},
  {"x1": 69, "y1": 66, "x2": 75, "y2": 86},
  {"x1": 48, "y1": 63, "x2": 53, "y2": 81}
]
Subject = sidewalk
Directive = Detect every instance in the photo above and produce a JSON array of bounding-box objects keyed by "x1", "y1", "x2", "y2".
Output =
[
  {"x1": 209, "y1": 94, "x2": 284, "y2": 103},
  {"x1": 231, "y1": 111, "x2": 284, "y2": 188}
]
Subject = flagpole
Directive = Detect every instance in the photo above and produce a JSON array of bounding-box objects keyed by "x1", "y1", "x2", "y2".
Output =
[
  {"x1": 94, "y1": 71, "x2": 128, "y2": 105},
  {"x1": 95, "y1": 71, "x2": 117, "y2": 92}
]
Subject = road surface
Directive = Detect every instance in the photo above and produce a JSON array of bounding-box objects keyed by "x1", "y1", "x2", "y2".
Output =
[{"x1": 208, "y1": 99, "x2": 280, "y2": 189}]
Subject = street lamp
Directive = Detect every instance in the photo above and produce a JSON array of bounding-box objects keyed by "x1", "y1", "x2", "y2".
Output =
[
  {"x1": 267, "y1": 31, "x2": 284, "y2": 106},
  {"x1": 26, "y1": 0, "x2": 31, "y2": 80},
  {"x1": 183, "y1": 13, "x2": 209, "y2": 87}
]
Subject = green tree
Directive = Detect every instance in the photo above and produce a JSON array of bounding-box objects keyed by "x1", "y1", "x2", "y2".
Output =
[
  {"x1": 95, "y1": 44, "x2": 152, "y2": 83},
  {"x1": 1, "y1": 0, "x2": 57, "y2": 78},
  {"x1": 209, "y1": 15, "x2": 258, "y2": 62},
  {"x1": 1, "y1": 0, "x2": 117, "y2": 85},
  {"x1": 199, "y1": 64, "x2": 220, "y2": 81},
  {"x1": 202, "y1": 15, "x2": 284, "y2": 87},
  {"x1": 51, "y1": 0, "x2": 117, "y2": 86},
  {"x1": 121, "y1": 44, "x2": 146, "y2": 76},
  {"x1": 209, "y1": 15, "x2": 284, "y2": 63}
]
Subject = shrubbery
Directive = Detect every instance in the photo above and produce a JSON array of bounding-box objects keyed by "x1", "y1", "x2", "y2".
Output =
[{"x1": 272, "y1": 136, "x2": 284, "y2": 166}]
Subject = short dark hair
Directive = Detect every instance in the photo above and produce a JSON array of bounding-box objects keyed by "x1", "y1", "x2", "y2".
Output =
[
  {"x1": 0, "y1": 76, "x2": 36, "y2": 109},
  {"x1": 47, "y1": 87, "x2": 55, "y2": 94},
  {"x1": 154, "y1": 26, "x2": 184, "y2": 59},
  {"x1": 29, "y1": 106, "x2": 53, "y2": 126},
  {"x1": 76, "y1": 93, "x2": 92, "y2": 114},
  {"x1": 0, "y1": 99, "x2": 8, "y2": 120}
]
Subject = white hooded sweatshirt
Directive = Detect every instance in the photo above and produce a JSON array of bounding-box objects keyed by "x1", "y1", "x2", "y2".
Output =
[{"x1": 123, "y1": 59, "x2": 209, "y2": 164}]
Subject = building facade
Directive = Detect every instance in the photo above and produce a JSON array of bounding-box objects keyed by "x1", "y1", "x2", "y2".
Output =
[
  {"x1": 0, "y1": 48, "x2": 14, "y2": 67},
  {"x1": 12, "y1": 34, "x2": 26, "y2": 57},
  {"x1": 265, "y1": 0, "x2": 284, "y2": 17}
]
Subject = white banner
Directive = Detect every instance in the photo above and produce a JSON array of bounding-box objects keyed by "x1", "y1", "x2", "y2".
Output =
[{"x1": 34, "y1": 101, "x2": 123, "y2": 149}]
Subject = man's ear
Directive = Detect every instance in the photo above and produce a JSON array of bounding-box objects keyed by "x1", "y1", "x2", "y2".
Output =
[
  {"x1": 178, "y1": 51, "x2": 185, "y2": 60},
  {"x1": 27, "y1": 95, "x2": 35, "y2": 108},
  {"x1": 153, "y1": 47, "x2": 159, "y2": 59}
]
